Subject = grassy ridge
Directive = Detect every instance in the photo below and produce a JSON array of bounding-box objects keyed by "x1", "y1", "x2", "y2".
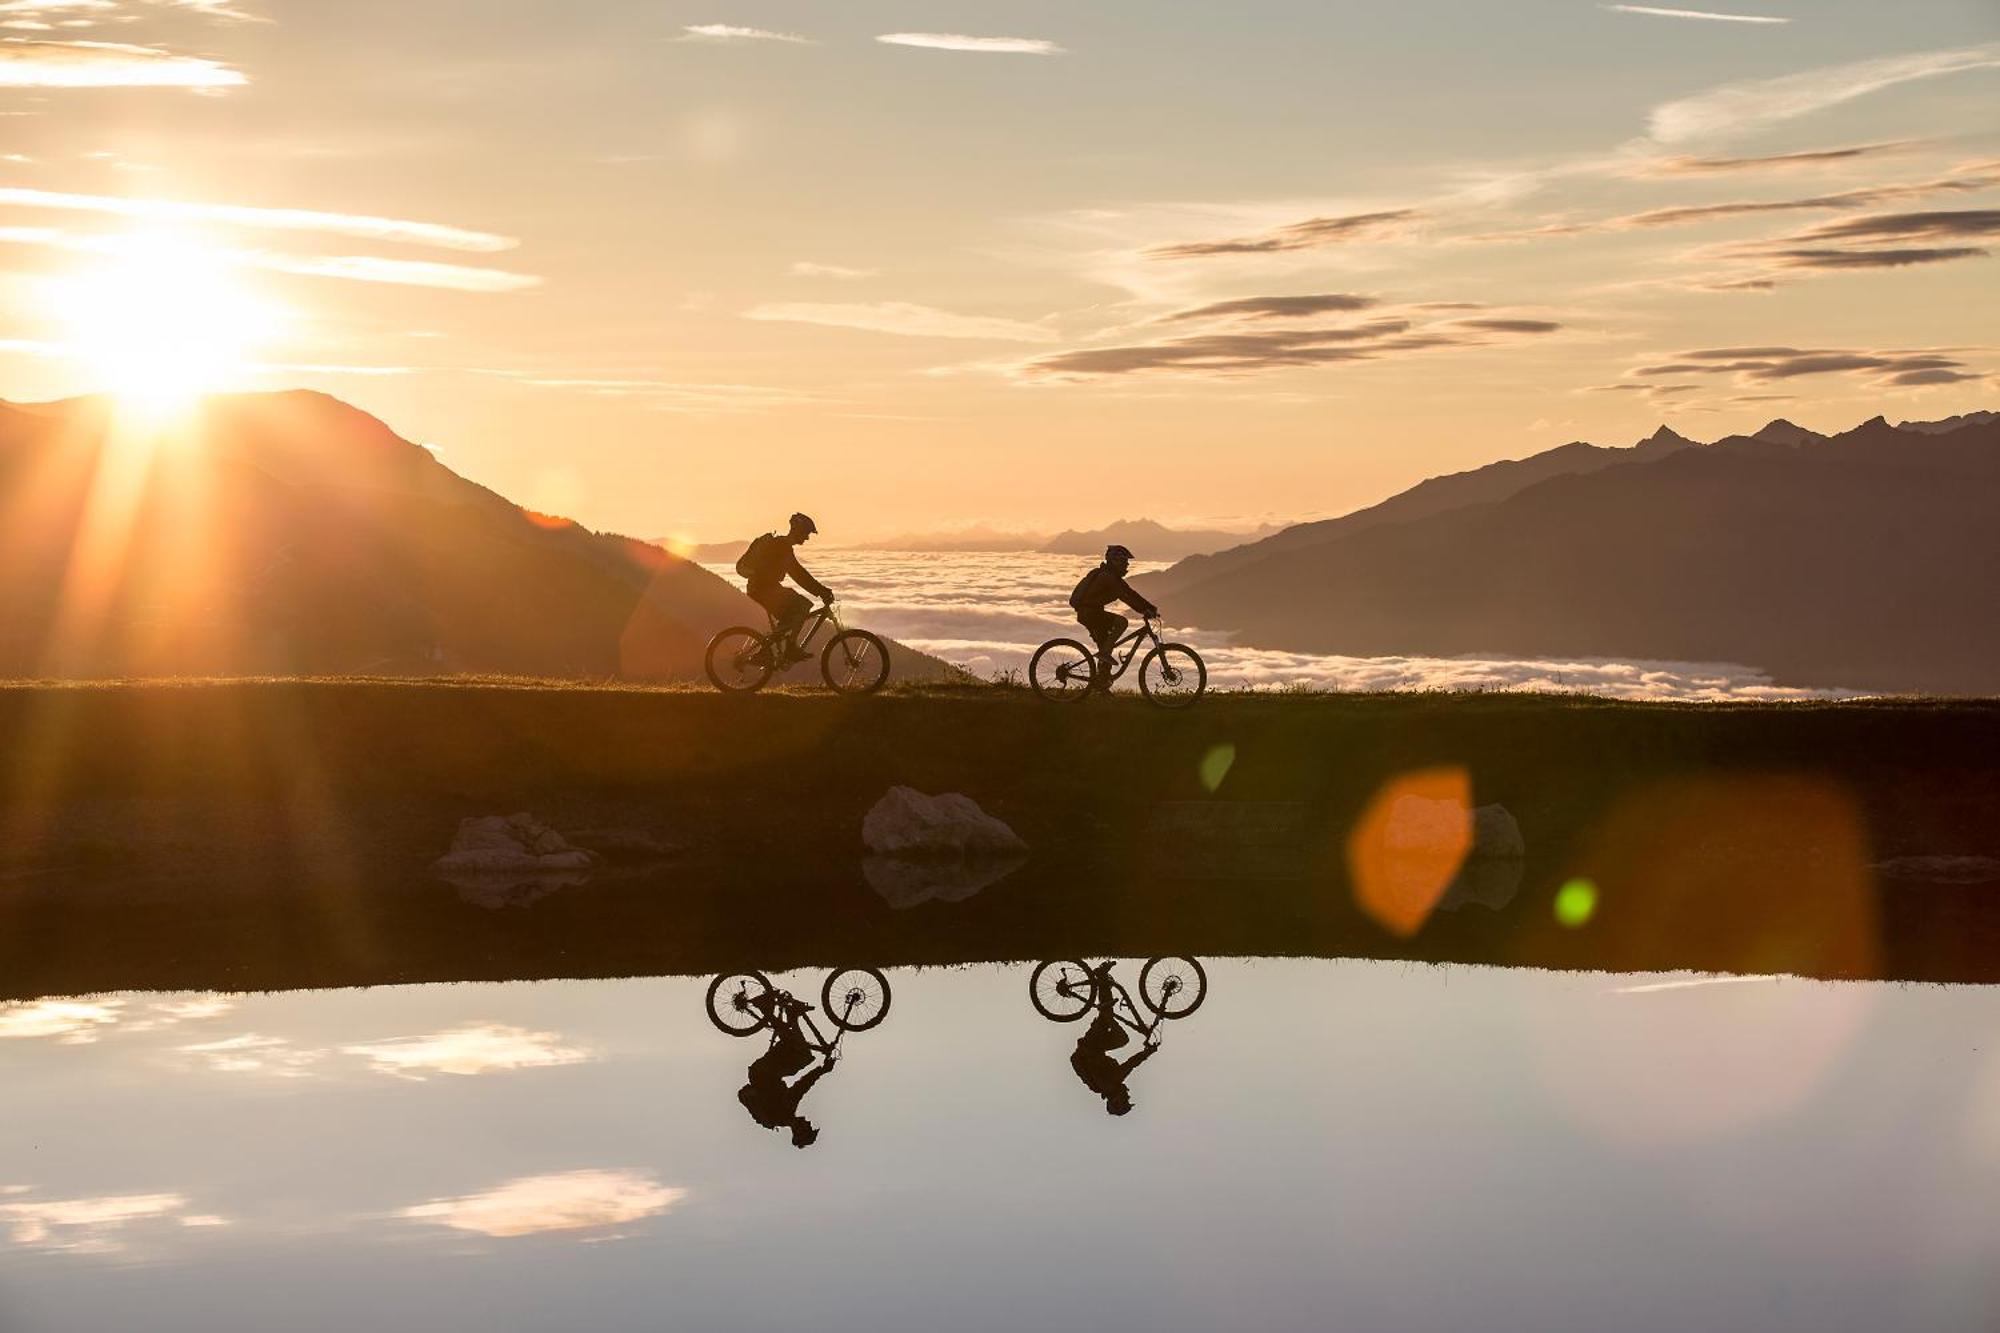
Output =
[{"x1": 0, "y1": 679, "x2": 1996, "y2": 998}]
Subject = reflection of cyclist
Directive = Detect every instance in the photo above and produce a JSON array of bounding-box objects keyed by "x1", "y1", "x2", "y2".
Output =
[
  {"x1": 737, "y1": 512, "x2": 833, "y2": 665},
  {"x1": 736, "y1": 993, "x2": 834, "y2": 1148},
  {"x1": 1069, "y1": 963, "x2": 1158, "y2": 1116},
  {"x1": 1069, "y1": 544, "x2": 1159, "y2": 677}
]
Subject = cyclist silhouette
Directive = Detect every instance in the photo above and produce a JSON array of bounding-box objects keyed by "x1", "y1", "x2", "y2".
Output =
[
  {"x1": 735, "y1": 991, "x2": 834, "y2": 1148},
  {"x1": 737, "y1": 512, "x2": 833, "y2": 665},
  {"x1": 1069, "y1": 962, "x2": 1159, "y2": 1116},
  {"x1": 1069, "y1": 544, "x2": 1159, "y2": 677}
]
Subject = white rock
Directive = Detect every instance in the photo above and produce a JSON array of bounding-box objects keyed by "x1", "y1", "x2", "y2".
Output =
[
  {"x1": 435, "y1": 813, "x2": 599, "y2": 875},
  {"x1": 862, "y1": 787, "x2": 1027, "y2": 857},
  {"x1": 1470, "y1": 804, "x2": 1524, "y2": 860}
]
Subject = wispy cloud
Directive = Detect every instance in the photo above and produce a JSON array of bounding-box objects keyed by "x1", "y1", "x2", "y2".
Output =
[
  {"x1": 485, "y1": 372, "x2": 813, "y2": 413},
  {"x1": 789, "y1": 260, "x2": 877, "y2": 279},
  {"x1": 0, "y1": 1190, "x2": 213, "y2": 1254},
  {"x1": 342, "y1": 1024, "x2": 590, "y2": 1079},
  {"x1": 1147, "y1": 208, "x2": 1421, "y2": 259},
  {"x1": 1649, "y1": 43, "x2": 2000, "y2": 143},
  {"x1": 1162, "y1": 293, "x2": 1378, "y2": 321},
  {"x1": 876, "y1": 32, "x2": 1062, "y2": 55},
  {"x1": 1636, "y1": 142, "x2": 1916, "y2": 175},
  {"x1": 400, "y1": 1170, "x2": 685, "y2": 1239},
  {"x1": 1603, "y1": 4, "x2": 1789, "y2": 23},
  {"x1": 0, "y1": 185, "x2": 515, "y2": 250},
  {"x1": 0, "y1": 38, "x2": 245, "y2": 87},
  {"x1": 746, "y1": 300, "x2": 1058, "y2": 342},
  {"x1": 0, "y1": 224, "x2": 540, "y2": 291},
  {"x1": 680, "y1": 23, "x2": 809, "y2": 44},
  {"x1": 1611, "y1": 344, "x2": 1992, "y2": 390}
]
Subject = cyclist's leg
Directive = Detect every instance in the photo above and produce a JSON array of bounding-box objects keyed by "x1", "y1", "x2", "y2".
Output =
[{"x1": 1079, "y1": 610, "x2": 1126, "y2": 672}]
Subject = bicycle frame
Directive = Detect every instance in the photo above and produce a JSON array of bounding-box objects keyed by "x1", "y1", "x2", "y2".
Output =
[
  {"x1": 1097, "y1": 617, "x2": 1163, "y2": 684},
  {"x1": 770, "y1": 601, "x2": 842, "y2": 650},
  {"x1": 1054, "y1": 965, "x2": 1163, "y2": 1042}
]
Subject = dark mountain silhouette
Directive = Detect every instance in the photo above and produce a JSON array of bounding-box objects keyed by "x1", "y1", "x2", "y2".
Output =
[
  {"x1": 1144, "y1": 425, "x2": 1697, "y2": 599},
  {"x1": 1156, "y1": 413, "x2": 2000, "y2": 694},
  {"x1": 1750, "y1": 418, "x2": 1827, "y2": 446},
  {"x1": 1036, "y1": 517, "x2": 1280, "y2": 562},
  {"x1": 1898, "y1": 410, "x2": 1997, "y2": 435},
  {"x1": 0, "y1": 391, "x2": 952, "y2": 682}
]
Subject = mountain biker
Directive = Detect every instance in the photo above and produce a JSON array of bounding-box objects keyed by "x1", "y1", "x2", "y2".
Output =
[
  {"x1": 736, "y1": 512, "x2": 833, "y2": 665},
  {"x1": 1069, "y1": 962, "x2": 1158, "y2": 1116},
  {"x1": 736, "y1": 991, "x2": 833, "y2": 1148},
  {"x1": 1069, "y1": 544, "x2": 1159, "y2": 678}
]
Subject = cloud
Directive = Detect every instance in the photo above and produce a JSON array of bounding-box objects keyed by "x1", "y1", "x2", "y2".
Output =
[
  {"x1": 1604, "y1": 4, "x2": 1789, "y2": 22},
  {"x1": 1146, "y1": 208, "x2": 1421, "y2": 259},
  {"x1": 1638, "y1": 142, "x2": 1915, "y2": 175},
  {"x1": 1649, "y1": 43, "x2": 2000, "y2": 143},
  {"x1": 1787, "y1": 207, "x2": 2000, "y2": 243},
  {"x1": 1162, "y1": 293, "x2": 1378, "y2": 321},
  {"x1": 0, "y1": 186, "x2": 515, "y2": 250},
  {"x1": 492, "y1": 374, "x2": 811, "y2": 412},
  {"x1": 1703, "y1": 208, "x2": 2000, "y2": 278},
  {"x1": 746, "y1": 300, "x2": 1057, "y2": 342},
  {"x1": 255, "y1": 254, "x2": 541, "y2": 291},
  {"x1": 400, "y1": 1170, "x2": 685, "y2": 1239},
  {"x1": 1456, "y1": 317, "x2": 1563, "y2": 333},
  {"x1": 789, "y1": 260, "x2": 876, "y2": 279},
  {"x1": 680, "y1": 23, "x2": 809, "y2": 44},
  {"x1": 1760, "y1": 245, "x2": 1986, "y2": 268},
  {"x1": 1610, "y1": 344, "x2": 1992, "y2": 392},
  {"x1": 342, "y1": 1024, "x2": 590, "y2": 1079},
  {"x1": 0, "y1": 38, "x2": 244, "y2": 86},
  {"x1": 876, "y1": 32, "x2": 1062, "y2": 55}
]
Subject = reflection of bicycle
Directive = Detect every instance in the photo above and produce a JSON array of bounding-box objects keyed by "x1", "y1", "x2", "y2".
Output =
[
  {"x1": 1029, "y1": 618, "x2": 1206, "y2": 708},
  {"x1": 704, "y1": 603, "x2": 890, "y2": 695},
  {"x1": 1029, "y1": 957, "x2": 1208, "y2": 1030},
  {"x1": 705, "y1": 967, "x2": 893, "y2": 1045}
]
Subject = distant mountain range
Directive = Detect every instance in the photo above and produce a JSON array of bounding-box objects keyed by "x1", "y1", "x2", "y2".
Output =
[
  {"x1": 725, "y1": 516, "x2": 1285, "y2": 561},
  {"x1": 0, "y1": 391, "x2": 951, "y2": 683},
  {"x1": 1137, "y1": 412, "x2": 2000, "y2": 694}
]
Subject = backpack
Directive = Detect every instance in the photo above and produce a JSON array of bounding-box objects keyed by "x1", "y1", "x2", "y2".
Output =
[
  {"x1": 1069, "y1": 566, "x2": 1108, "y2": 611},
  {"x1": 735, "y1": 533, "x2": 783, "y2": 582}
]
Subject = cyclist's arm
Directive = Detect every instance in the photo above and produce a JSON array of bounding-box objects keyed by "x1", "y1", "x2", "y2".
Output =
[
  {"x1": 1116, "y1": 1043, "x2": 1159, "y2": 1076},
  {"x1": 784, "y1": 548, "x2": 833, "y2": 602},
  {"x1": 1113, "y1": 576, "x2": 1159, "y2": 619}
]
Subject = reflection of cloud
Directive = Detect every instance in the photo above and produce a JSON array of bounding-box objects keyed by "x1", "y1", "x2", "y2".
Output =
[
  {"x1": 1648, "y1": 44, "x2": 2000, "y2": 143},
  {"x1": 343, "y1": 1024, "x2": 590, "y2": 1079},
  {"x1": 0, "y1": 38, "x2": 245, "y2": 87},
  {"x1": 746, "y1": 300, "x2": 1057, "y2": 342},
  {"x1": 864, "y1": 852, "x2": 1026, "y2": 908},
  {"x1": 401, "y1": 1170, "x2": 685, "y2": 1239},
  {"x1": 875, "y1": 32, "x2": 1062, "y2": 54},
  {"x1": 1, "y1": 1190, "x2": 204, "y2": 1253},
  {"x1": 176, "y1": 1033, "x2": 322, "y2": 1076},
  {"x1": 0, "y1": 997, "x2": 124, "y2": 1042}
]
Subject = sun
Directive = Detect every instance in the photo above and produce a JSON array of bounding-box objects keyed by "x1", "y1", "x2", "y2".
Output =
[{"x1": 51, "y1": 234, "x2": 283, "y2": 414}]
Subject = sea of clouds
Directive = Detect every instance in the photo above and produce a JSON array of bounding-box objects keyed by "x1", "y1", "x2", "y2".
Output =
[{"x1": 709, "y1": 551, "x2": 1849, "y2": 701}]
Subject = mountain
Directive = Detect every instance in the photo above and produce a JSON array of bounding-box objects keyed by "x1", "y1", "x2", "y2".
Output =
[
  {"x1": 851, "y1": 525, "x2": 1046, "y2": 554},
  {"x1": 1750, "y1": 418, "x2": 1827, "y2": 447},
  {"x1": 0, "y1": 391, "x2": 953, "y2": 683},
  {"x1": 1161, "y1": 413, "x2": 2000, "y2": 694},
  {"x1": 1036, "y1": 517, "x2": 1280, "y2": 562},
  {"x1": 1143, "y1": 425, "x2": 1697, "y2": 599},
  {"x1": 1898, "y1": 410, "x2": 1998, "y2": 435}
]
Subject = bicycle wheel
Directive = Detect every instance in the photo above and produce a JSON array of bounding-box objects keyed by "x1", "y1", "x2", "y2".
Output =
[
  {"x1": 822, "y1": 966, "x2": 892, "y2": 1032},
  {"x1": 705, "y1": 627, "x2": 775, "y2": 693},
  {"x1": 1029, "y1": 959, "x2": 1098, "y2": 1022},
  {"x1": 1138, "y1": 956, "x2": 1208, "y2": 1019},
  {"x1": 705, "y1": 970, "x2": 776, "y2": 1036},
  {"x1": 1030, "y1": 639, "x2": 1098, "y2": 702},
  {"x1": 822, "y1": 629, "x2": 890, "y2": 695},
  {"x1": 1138, "y1": 643, "x2": 1206, "y2": 708}
]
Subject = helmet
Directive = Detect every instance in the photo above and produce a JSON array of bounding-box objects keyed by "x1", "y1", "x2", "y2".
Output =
[
  {"x1": 1104, "y1": 544, "x2": 1133, "y2": 563},
  {"x1": 789, "y1": 512, "x2": 818, "y2": 535}
]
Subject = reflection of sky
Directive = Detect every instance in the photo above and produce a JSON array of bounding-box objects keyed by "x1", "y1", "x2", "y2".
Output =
[
  {"x1": 721, "y1": 552, "x2": 1849, "y2": 700},
  {"x1": 2, "y1": 964, "x2": 1996, "y2": 1330}
]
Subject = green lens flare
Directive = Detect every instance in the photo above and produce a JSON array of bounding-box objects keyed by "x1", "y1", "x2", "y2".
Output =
[
  {"x1": 1198, "y1": 743, "x2": 1236, "y2": 793},
  {"x1": 1554, "y1": 878, "x2": 1598, "y2": 928}
]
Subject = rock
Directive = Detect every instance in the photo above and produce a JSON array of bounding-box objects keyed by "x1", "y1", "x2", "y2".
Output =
[
  {"x1": 862, "y1": 787, "x2": 1027, "y2": 857},
  {"x1": 1381, "y1": 798, "x2": 1522, "y2": 861},
  {"x1": 1470, "y1": 804, "x2": 1524, "y2": 860},
  {"x1": 863, "y1": 852, "x2": 1027, "y2": 909},
  {"x1": 1872, "y1": 855, "x2": 2000, "y2": 885},
  {"x1": 1440, "y1": 804, "x2": 1525, "y2": 913},
  {"x1": 435, "y1": 813, "x2": 599, "y2": 875}
]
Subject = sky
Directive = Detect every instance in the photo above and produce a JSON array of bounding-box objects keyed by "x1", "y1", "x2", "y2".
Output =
[{"x1": 0, "y1": 0, "x2": 1996, "y2": 543}]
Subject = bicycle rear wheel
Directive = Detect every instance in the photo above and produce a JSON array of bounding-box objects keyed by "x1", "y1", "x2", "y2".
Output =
[
  {"x1": 1138, "y1": 643, "x2": 1206, "y2": 708},
  {"x1": 1139, "y1": 956, "x2": 1208, "y2": 1019},
  {"x1": 1029, "y1": 959, "x2": 1098, "y2": 1022},
  {"x1": 1030, "y1": 639, "x2": 1098, "y2": 702},
  {"x1": 705, "y1": 970, "x2": 776, "y2": 1036},
  {"x1": 705, "y1": 627, "x2": 775, "y2": 693},
  {"x1": 822, "y1": 966, "x2": 892, "y2": 1031},
  {"x1": 822, "y1": 629, "x2": 890, "y2": 695}
]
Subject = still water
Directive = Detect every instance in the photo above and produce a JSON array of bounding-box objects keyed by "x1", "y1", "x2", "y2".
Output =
[{"x1": 3, "y1": 960, "x2": 1996, "y2": 1331}]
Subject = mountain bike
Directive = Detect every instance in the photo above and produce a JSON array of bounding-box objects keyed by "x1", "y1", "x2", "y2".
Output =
[
  {"x1": 1029, "y1": 618, "x2": 1206, "y2": 708},
  {"x1": 704, "y1": 967, "x2": 893, "y2": 1045},
  {"x1": 704, "y1": 602, "x2": 890, "y2": 695},
  {"x1": 1028, "y1": 957, "x2": 1208, "y2": 1032}
]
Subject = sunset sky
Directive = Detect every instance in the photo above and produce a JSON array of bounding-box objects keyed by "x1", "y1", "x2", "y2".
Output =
[{"x1": 1, "y1": 0, "x2": 1996, "y2": 543}]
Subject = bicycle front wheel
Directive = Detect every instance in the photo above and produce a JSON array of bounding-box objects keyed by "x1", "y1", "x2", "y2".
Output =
[
  {"x1": 705, "y1": 970, "x2": 776, "y2": 1036},
  {"x1": 822, "y1": 629, "x2": 890, "y2": 695},
  {"x1": 1138, "y1": 643, "x2": 1206, "y2": 708},
  {"x1": 822, "y1": 966, "x2": 892, "y2": 1031},
  {"x1": 705, "y1": 627, "x2": 775, "y2": 693},
  {"x1": 1029, "y1": 959, "x2": 1098, "y2": 1022},
  {"x1": 1030, "y1": 639, "x2": 1098, "y2": 702},
  {"x1": 1139, "y1": 956, "x2": 1208, "y2": 1019}
]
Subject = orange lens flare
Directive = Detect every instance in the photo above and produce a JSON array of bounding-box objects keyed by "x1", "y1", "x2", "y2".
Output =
[{"x1": 1346, "y1": 765, "x2": 1474, "y2": 937}]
